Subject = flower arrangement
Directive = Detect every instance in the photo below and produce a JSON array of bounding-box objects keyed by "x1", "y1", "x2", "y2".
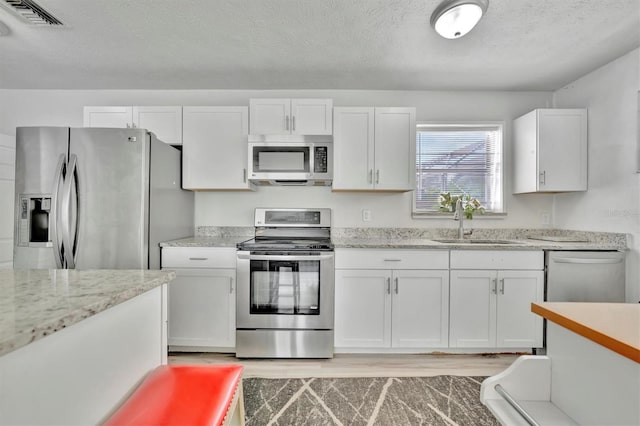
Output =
[{"x1": 438, "y1": 192, "x2": 485, "y2": 219}]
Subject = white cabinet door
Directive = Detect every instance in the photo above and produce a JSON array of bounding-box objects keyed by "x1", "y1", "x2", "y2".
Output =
[
  {"x1": 167, "y1": 268, "x2": 236, "y2": 349},
  {"x1": 83, "y1": 106, "x2": 132, "y2": 128},
  {"x1": 133, "y1": 106, "x2": 183, "y2": 145},
  {"x1": 374, "y1": 108, "x2": 416, "y2": 191},
  {"x1": 332, "y1": 107, "x2": 375, "y2": 190},
  {"x1": 249, "y1": 98, "x2": 290, "y2": 134},
  {"x1": 334, "y1": 269, "x2": 391, "y2": 348},
  {"x1": 83, "y1": 106, "x2": 183, "y2": 145},
  {"x1": 513, "y1": 108, "x2": 587, "y2": 193},
  {"x1": 291, "y1": 98, "x2": 333, "y2": 135},
  {"x1": 249, "y1": 98, "x2": 333, "y2": 135},
  {"x1": 332, "y1": 107, "x2": 415, "y2": 191},
  {"x1": 496, "y1": 270, "x2": 544, "y2": 348},
  {"x1": 182, "y1": 106, "x2": 251, "y2": 190},
  {"x1": 537, "y1": 109, "x2": 587, "y2": 192},
  {"x1": 391, "y1": 270, "x2": 449, "y2": 348},
  {"x1": 449, "y1": 270, "x2": 497, "y2": 348}
]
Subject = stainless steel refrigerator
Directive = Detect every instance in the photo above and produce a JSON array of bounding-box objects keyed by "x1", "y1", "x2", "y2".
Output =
[{"x1": 14, "y1": 127, "x2": 194, "y2": 270}]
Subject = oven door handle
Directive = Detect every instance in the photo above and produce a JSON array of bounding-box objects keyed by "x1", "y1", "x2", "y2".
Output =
[{"x1": 237, "y1": 253, "x2": 334, "y2": 261}]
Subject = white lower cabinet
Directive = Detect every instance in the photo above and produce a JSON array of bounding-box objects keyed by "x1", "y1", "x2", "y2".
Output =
[
  {"x1": 334, "y1": 249, "x2": 449, "y2": 351},
  {"x1": 449, "y1": 250, "x2": 544, "y2": 349},
  {"x1": 161, "y1": 247, "x2": 236, "y2": 351}
]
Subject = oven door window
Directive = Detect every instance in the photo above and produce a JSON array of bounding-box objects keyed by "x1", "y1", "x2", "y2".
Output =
[{"x1": 250, "y1": 259, "x2": 320, "y2": 315}]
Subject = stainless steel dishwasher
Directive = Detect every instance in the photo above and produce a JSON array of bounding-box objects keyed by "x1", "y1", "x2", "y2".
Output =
[{"x1": 545, "y1": 251, "x2": 626, "y2": 302}]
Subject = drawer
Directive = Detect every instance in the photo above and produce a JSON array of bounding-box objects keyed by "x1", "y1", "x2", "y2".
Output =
[
  {"x1": 161, "y1": 247, "x2": 237, "y2": 269},
  {"x1": 335, "y1": 248, "x2": 449, "y2": 270},
  {"x1": 450, "y1": 250, "x2": 543, "y2": 270}
]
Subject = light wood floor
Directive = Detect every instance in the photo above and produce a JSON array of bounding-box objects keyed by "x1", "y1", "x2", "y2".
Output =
[{"x1": 169, "y1": 352, "x2": 518, "y2": 378}]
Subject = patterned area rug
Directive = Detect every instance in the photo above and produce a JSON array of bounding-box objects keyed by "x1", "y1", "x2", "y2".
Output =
[{"x1": 243, "y1": 376, "x2": 498, "y2": 426}]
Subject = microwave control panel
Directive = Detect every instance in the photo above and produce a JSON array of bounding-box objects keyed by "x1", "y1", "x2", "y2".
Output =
[{"x1": 314, "y1": 146, "x2": 328, "y2": 173}]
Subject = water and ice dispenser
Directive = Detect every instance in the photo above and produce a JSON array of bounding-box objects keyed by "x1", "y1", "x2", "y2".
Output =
[{"x1": 18, "y1": 195, "x2": 52, "y2": 246}]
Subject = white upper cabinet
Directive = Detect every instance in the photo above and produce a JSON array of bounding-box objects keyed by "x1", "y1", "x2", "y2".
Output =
[
  {"x1": 513, "y1": 108, "x2": 587, "y2": 193},
  {"x1": 249, "y1": 98, "x2": 333, "y2": 135},
  {"x1": 83, "y1": 106, "x2": 183, "y2": 145},
  {"x1": 333, "y1": 107, "x2": 416, "y2": 191},
  {"x1": 182, "y1": 106, "x2": 252, "y2": 190}
]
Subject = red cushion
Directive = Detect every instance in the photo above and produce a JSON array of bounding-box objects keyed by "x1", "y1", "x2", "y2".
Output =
[{"x1": 104, "y1": 365, "x2": 243, "y2": 426}]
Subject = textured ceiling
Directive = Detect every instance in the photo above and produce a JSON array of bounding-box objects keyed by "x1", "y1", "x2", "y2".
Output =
[{"x1": 0, "y1": 0, "x2": 638, "y2": 90}]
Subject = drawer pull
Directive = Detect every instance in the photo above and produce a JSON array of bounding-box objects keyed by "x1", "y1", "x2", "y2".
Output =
[
  {"x1": 188, "y1": 257, "x2": 208, "y2": 261},
  {"x1": 383, "y1": 259, "x2": 402, "y2": 262}
]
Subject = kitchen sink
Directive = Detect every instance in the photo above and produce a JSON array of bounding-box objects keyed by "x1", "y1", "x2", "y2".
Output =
[{"x1": 431, "y1": 239, "x2": 525, "y2": 245}]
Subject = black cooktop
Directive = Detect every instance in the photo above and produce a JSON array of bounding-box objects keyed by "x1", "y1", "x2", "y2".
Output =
[{"x1": 237, "y1": 238, "x2": 334, "y2": 251}]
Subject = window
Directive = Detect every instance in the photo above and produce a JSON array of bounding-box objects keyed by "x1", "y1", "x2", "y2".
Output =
[{"x1": 414, "y1": 123, "x2": 503, "y2": 214}]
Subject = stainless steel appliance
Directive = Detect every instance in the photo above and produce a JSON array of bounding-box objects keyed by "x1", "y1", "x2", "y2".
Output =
[
  {"x1": 545, "y1": 251, "x2": 626, "y2": 302},
  {"x1": 14, "y1": 126, "x2": 194, "y2": 270},
  {"x1": 236, "y1": 208, "x2": 334, "y2": 358},
  {"x1": 247, "y1": 135, "x2": 332, "y2": 186}
]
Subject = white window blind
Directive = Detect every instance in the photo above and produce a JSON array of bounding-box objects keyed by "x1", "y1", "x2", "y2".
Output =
[{"x1": 414, "y1": 124, "x2": 503, "y2": 213}]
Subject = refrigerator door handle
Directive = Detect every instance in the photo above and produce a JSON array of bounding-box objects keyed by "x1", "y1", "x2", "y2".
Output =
[
  {"x1": 50, "y1": 154, "x2": 66, "y2": 268},
  {"x1": 61, "y1": 154, "x2": 78, "y2": 269}
]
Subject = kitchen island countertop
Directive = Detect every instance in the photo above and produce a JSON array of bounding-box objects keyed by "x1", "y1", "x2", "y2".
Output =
[
  {"x1": 532, "y1": 302, "x2": 640, "y2": 363},
  {"x1": 0, "y1": 269, "x2": 175, "y2": 357}
]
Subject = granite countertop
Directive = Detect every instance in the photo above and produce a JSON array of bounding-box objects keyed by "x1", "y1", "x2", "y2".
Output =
[
  {"x1": 160, "y1": 236, "x2": 251, "y2": 248},
  {"x1": 160, "y1": 228, "x2": 627, "y2": 251},
  {"x1": 532, "y1": 302, "x2": 640, "y2": 363},
  {"x1": 330, "y1": 237, "x2": 625, "y2": 251},
  {"x1": 0, "y1": 269, "x2": 175, "y2": 357}
]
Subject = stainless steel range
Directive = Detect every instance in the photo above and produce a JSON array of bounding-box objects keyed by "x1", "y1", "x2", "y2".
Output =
[{"x1": 236, "y1": 208, "x2": 334, "y2": 358}]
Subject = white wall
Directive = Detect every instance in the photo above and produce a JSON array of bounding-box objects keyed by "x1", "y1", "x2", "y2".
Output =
[
  {"x1": 0, "y1": 133, "x2": 15, "y2": 268},
  {"x1": 552, "y1": 49, "x2": 640, "y2": 302},
  {"x1": 0, "y1": 89, "x2": 554, "y2": 230}
]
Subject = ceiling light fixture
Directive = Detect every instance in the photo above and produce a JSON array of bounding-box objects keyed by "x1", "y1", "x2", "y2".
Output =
[{"x1": 430, "y1": 0, "x2": 488, "y2": 39}]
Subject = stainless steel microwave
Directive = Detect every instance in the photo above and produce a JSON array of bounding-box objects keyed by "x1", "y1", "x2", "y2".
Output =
[{"x1": 248, "y1": 135, "x2": 333, "y2": 186}]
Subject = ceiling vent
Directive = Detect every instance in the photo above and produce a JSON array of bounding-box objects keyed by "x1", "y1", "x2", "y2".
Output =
[{"x1": 2, "y1": 0, "x2": 63, "y2": 26}]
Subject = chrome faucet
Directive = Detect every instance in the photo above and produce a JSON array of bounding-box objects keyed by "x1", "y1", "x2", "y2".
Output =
[{"x1": 453, "y1": 199, "x2": 472, "y2": 239}]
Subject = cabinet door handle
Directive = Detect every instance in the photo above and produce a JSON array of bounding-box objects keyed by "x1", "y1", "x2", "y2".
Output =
[
  {"x1": 229, "y1": 278, "x2": 234, "y2": 294},
  {"x1": 499, "y1": 278, "x2": 505, "y2": 294},
  {"x1": 285, "y1": 115, "x2": 290, "y2": 131},
  {"x1": 292, "y1": 116, "x2": 296, "y2": 131},
  {"x1": 368, "y1": 169, "x2": 373, "y2": 184},
  {"x1": 491, "y1": 278, "x2": 497, "y2": 294},
  {"x1": 539, "y1": 171, "x2": 546, "y2": 185},
  {"x1": 243, "y1": 168, "x2": 247, "y2": 183},
  {"x1": 188, "y1": 257, "x2": 208, "y2": 261},
  {"x1": 376, "y1": 169, "x2": 380, "y2": 184},
  {"x1": 386, "y1": 277, "x2": 391, "y2": 294},
  {"x1": 394, "y1": 277, "x2": 399, "y2": 294}
]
